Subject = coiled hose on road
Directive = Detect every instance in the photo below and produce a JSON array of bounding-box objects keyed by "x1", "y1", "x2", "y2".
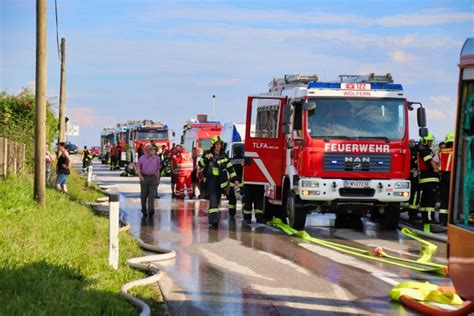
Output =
[
  {"x1": 97, "y1": 186, "x2": 176, "y2": 316},
  {"x1": 120, "y1": 233, "x2": 176, "y2": 316}
]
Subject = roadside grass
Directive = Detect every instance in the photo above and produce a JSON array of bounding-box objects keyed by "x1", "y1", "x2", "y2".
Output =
[
  {"x1": 0, "y1": 176, "x2": 166, "y2": 315},
  {"x1": 67, "y1": 167, "x2": 106, "y2": 202}
]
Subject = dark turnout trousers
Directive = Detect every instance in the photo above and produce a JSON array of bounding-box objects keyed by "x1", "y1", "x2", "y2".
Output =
[{"x1": 140, "y1": 175, "x2": 158, "y2": 214}]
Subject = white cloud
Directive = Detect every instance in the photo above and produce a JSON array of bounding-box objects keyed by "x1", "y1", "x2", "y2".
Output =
[
  {"x1": 67, "y1": 107, "x2": 116, "y2": 128},
  {"x1": 426, "y1": 108, "x2": 446, "y2": 120},
  {"x1": 390, "y1": 50, "x2": 411, "y2": 64},
  {"x1": 377, "y1": 11, "x2": 473, "y2": 27},
  {"x1": 140, "y1": 6, "x2": 472, "y2": 28},
  {"x1": 429, "y1": 96, "x2": 453, "y2": 106}
]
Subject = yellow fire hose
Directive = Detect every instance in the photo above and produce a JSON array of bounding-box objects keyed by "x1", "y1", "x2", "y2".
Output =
[{"x1": 268, "y1": 218, "x2": 447, "y2": 275}]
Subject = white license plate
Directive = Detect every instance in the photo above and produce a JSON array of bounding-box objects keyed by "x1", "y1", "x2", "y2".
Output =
[{"x1": 343, "y1": 180, "x2": 370, "y2": 188}]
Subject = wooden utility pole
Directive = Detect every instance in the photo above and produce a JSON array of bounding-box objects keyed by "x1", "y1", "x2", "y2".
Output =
[
  {"x1": 34, "y1": 0, "x2": 47, "y2": 207},
  {"x1": 58, "y1": 38, "x2": 66, "y2": 142}
]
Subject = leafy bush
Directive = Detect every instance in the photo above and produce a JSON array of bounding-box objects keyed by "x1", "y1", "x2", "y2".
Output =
[{"x1": 0, "y1": 88, "x2": 58, "y2": 168}]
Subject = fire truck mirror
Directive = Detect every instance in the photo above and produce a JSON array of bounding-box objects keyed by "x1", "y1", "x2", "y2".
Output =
[
  {"x1": 283, "y1": 104, "x2": 292, "y2": 125},
  {"x1": 303, "y1": 101, "x2": 317, "y2": 111},
  {"x1": 417, "y1": 107, "x2": 426, "y2": 127},
  {"x1": 419, "y1": 127, "x2": 428, "y2": 138}
]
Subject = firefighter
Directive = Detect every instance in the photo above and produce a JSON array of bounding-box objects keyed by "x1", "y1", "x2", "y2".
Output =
[
  {"x1": 227, "y1": 145, "x2": 244, "y2": 218},
  {"x1": 109, "y1": 144, "x2": 116, "y2": 171},
  {"x1": 403, "y1": 139, "x2": 421, "y2": 220},
  {"x1": 169, "y1": 146, "x2": 178, "y2": 198},
  {"x1": 82, "y1": 146, "x2": 94, "y2": 173},
  {"x1": 418, "y1": 132, "x2": 440, "y2": 233},
  {"x1": 438, "y1": 132, "x2": 454, "y2": 226},
  {"x1": 199, "y1": 136, "x2": 239, "y2": 228},
  {"x1": 174, "y1": 145, "x2": 194, "y2": 199}
]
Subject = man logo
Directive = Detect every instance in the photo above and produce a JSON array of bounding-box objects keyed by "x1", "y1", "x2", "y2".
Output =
[
  {"x1": 344, "y1": 157, "x2": 370, "y2": 163},
  {"x1": 353, "y1": 163, "x2": 362, "y2": 169}
]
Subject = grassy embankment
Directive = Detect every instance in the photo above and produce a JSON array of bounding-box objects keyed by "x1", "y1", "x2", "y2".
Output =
[{"x1": 0, "y1": 170, "x2": 166, "y2": 315}]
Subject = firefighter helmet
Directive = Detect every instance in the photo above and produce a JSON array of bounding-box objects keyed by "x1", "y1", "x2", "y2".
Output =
[
  {"x1": 211, "y1": 135, "x2": 222, "y2": 145},
  {"x1": 445, "y1": 132, "x2": 455, "y2": 143},
  {"x1": 421, "y1": 132, "x2": 434, "y2": 144}
]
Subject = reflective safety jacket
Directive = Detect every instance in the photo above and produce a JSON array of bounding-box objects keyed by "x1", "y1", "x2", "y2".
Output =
[
  {"x1": 438, "y1": 147, "x2": 454, "y2": 173},
  {"x1": 199, "y1": 149, "x2": 238, "y2": 189},
  {"x1": 230, "y1": 157, "x2": 244, "y2": 187},
  {"x1": 174, "y1": 150, "x2": 194, "y2": 176},
  {"x1": 418, "y1": 146, "x2": 439, "y2": 183}
]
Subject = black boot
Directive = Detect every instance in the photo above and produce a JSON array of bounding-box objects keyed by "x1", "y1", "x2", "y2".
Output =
[
  {"x1": 439, "y1": 213, "x2": 448, "y2": 227},
  {"x1": 209, "y1": 212, "x2": 219, "y2": 228},
  {"x1": 243, "y1": 215, "x2": 252, "y2": 225},
  {"x1": 256, "y1": 214, "x2": 265, "y2": 224}
]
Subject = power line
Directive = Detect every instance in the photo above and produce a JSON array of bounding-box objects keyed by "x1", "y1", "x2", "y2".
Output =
[{"x1": 55, "y1": 0, "x2": 61, "y2": 61}]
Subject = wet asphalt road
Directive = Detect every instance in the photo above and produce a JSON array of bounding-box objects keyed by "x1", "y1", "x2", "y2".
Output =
[{"x1": 87, "y1": 161, "x2": 450, "y2": 315}]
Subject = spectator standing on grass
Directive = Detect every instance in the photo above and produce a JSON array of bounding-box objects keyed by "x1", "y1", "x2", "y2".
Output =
[
  {"x1": 56, "y1": 142, "x2": 71, "y2": 193},
  {"x1": 136, "y1": 144, "x2": 161, "y2": 216},
  {"x1": 45, "y1": 143, "x2": 54, "y2": 185}
]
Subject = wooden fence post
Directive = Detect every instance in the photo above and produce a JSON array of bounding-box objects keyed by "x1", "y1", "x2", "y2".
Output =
[
  {"x1": 7, "y1": 141, "x2": 17, "y2": 175},
  {"x1": 0, "y1": 137, "x2": 7, "y2": 178},
  {"x1": 16, "y1": 143, "x2": 26, "y2": 174}
]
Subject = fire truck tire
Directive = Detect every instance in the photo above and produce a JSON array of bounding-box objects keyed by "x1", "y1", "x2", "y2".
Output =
[
  {"x1": 381, "y1": 205, "x2": 401, "y2": 230},
  {"x1": 285, "y1": 190, "x2": 306, "y2": 230},
  {"x1": 264, "y1": 198, "x2": 286, "y2": 223}
]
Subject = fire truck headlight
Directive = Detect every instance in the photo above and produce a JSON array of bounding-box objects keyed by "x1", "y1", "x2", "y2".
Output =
[
  {"x1": 301, "y1": 180, "x2": 319, "y2": 188},
  {"x1": 394, "y1": 182, "x2": 409, "y2": 189}
]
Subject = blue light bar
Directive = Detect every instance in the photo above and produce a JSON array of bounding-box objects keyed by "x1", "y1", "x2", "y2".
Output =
[{"x1": 308, "y1": 82, "x2": 403, "y2": 91}]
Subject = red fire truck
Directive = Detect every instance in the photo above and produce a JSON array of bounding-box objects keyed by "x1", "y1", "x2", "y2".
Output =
[
  {"x1": 181, "y1": 115, "x2": 222, "y2": 152},
  {"x1": 100, "y1": 127, "x2": 115, "y2": 164},
  {"x1": 244, "y1": 74, "x2": 427, "y2": 229},
  {"x1": 125, "y1": 120, "x2": 173, "y2": 163}
]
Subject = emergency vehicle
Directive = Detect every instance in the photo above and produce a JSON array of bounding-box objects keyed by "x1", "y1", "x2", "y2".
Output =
[
  {"x1": 115, "y1": 123, "x2": 128, "y2": 166},
  {"x1": 100, "y1": 127, "x2": 115, "y2": 163},
  {"x1": 124, "y1": 120, "x2": 173, "y2": 163},
  {"x1": 182, "y1": 115, "x2": 222, "y2": 152},
  {"x1": 220, "y1": 122, "x2": 245, "y2": 158},
  {"x1": 244, "y1": 73, "x2": 427, "y2": 229},
  {"x1": 448, "y1": 37, "x2": 474, "y2": 302}
]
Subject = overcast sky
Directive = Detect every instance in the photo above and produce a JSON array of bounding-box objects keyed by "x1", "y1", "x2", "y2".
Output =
[{"x1": 1, "y1": 0, "x2": 473, "y2": 146}]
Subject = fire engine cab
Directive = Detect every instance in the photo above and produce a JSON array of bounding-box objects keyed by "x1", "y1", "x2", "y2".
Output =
[{"x1": 244, "y1": 73, "x2": 427, "y2": 230}]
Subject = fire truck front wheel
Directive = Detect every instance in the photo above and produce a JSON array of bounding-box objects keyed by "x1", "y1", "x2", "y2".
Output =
[{"x1": 285, "y1": 190, "x2": 307, "y2": 230}]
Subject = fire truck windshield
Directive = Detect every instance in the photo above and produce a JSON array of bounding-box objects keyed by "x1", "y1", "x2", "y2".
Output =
[
  {"x1": 308, "y1": 98, "x2": 406, "y2": 140},
  {"x1": 136, "y1": 130, "x2": 168, "y2": 140}
]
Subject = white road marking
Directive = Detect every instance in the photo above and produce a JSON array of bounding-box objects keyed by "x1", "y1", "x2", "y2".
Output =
[
  {"x1": 200, "y1": 248, "x2": 274, "y2": 281},
  {"x1": 298, "y1": 243, "x2": 401, "y2": 287}
]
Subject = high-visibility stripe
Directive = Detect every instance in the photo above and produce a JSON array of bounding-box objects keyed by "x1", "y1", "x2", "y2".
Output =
[
  {"x1": 423, "y1": 155, "x2": 433, "y2": 162},
  {"x1": 208, "y1": 208, "x2": 219, "y2": 214},
  {"x1": 419, "y1": 177, "x2": 439, "y2": 184},
  {"x1": 229, "y1": 172, "x2": 237, "y2": 178},
  {"x1": 419, "y1": 207, "x2": 435, "y2": 212},
  {"x1": 220, "y1": 182, "x2": 228, "y2": 188},
  {"x1": 228, "y1": 204, "x2": 236, "y2": 209},
  {"x1": 243, "y1": 209, "x2": 252, "y2": 214},
  {"x1": 226, "y1": 162, "x2": 233, "y2": 168},
  {"x1": 438, "y1": 208, "x2": 448, "y2": 214},
  {"x1": 255, "y1": 209, "x2": 264, "y2": 214}
]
